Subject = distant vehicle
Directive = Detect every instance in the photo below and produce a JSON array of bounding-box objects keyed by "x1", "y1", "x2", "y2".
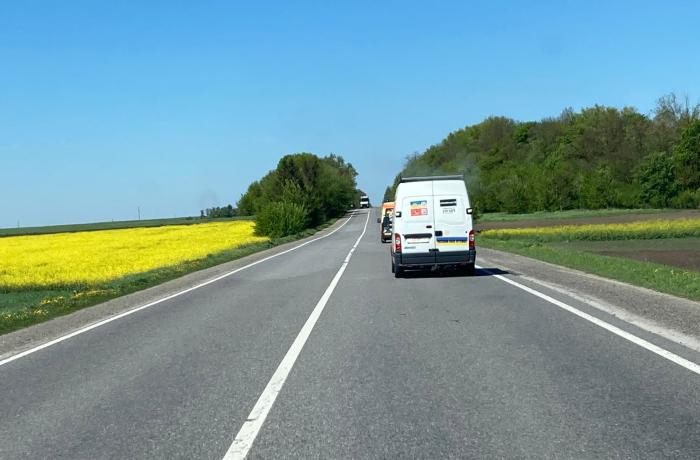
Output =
[
  {"x1": 390, "y1": 175, "x2": 475, "y2": 277},
  {"x1": 380, "y1": 214, "x2": 393, "y2": 243},
  {"x1": 359, "y1": 195, "x2": 370, "y2": 208},
  {"x1": 377, "y1": 201, "x2": 394, "y2": 222},
  {"x1": 378, "y1": 202, "x2": 394, "y2": 242}
]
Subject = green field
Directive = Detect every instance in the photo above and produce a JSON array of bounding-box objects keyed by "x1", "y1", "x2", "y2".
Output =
[
  {"x1": 479, "y1": 208, "x2": 672, "y2": 222},
  {"x1": 550, "y1": 237, "x2": 700, "y2": 252},
  {"x1": 0, "y1": 216, "x2": 252, "y2": 237}
]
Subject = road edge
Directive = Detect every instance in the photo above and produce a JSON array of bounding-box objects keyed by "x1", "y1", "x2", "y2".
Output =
[{"x1": 478, "y1": 247, "x2": 700, "y2": 353}]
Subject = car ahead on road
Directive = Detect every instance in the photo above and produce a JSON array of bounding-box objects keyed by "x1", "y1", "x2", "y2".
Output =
[
  {"x1": 359, "y1": 195, "x2": 370, "y2": 208},
  {"x1": 377, "y1": 201, "x2": 395, "y2": 223},
  {"x1": 380, "y1": 214, "x2": 393, "y2": 243},
  {"x1": 391, "y1": 175, "x2": 475, "y2": 277},
  {"x1": 378, "y1": 201, "x2": 395, "y2": 242}
]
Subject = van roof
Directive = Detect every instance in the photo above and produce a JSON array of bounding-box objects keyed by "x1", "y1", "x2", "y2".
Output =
[{"x1": 400, "y1": 175, "x2": 464, "y2": 183}]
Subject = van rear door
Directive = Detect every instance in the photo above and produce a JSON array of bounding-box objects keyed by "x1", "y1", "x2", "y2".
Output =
[
  {"x1": 433, "y1": 182, "x2": 471, "y2": 263},
  {"x1": 398, "y1": 182, "x2": 436, "y2": 265}
]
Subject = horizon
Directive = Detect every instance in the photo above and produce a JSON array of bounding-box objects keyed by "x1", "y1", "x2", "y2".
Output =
[{"x1": 2, "y1": 94, "x2": 685, "y2": 231}]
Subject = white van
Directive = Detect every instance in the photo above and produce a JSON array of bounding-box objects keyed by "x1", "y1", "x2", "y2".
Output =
[{"x1": 390, "y1": 175, "x2": 475, "y2": 277}]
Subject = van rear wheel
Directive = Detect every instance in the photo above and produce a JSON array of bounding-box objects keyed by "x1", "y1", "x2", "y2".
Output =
[
  {"x1": 394, "y1": 265, "x2": 402, "y2": 278},
  {"x1": 461, "y1": 262, "x2": 475, "y2": 276}
]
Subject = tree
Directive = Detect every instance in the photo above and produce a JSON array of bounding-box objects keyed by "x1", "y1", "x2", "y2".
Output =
[
  {"x1": 635, "y1": 152, "x2": 677, "y2": 207},
  {"x1": 386, "y1": 93, "x2": 699, "y2": 212},
  {"x1": 237, "y1": 153, "x2": 359, "y2": 236},
  {"x1": 203, "y1": 204, "x2": 238, "y2": 218},
  {"x1": 672, "y1": 120, "x2": 700, "y2": 191},
  {"x1": 383, "y1": 186, "x2": 393, "y2": 203},
  {"x1": 237, "y1": 180, "x2": 264, "y2": 216},
  {"x1": 577, "y1": 163, "x2": 619, "y2": 209},
  {"x1": 650, "y1": 93, "x2": 700, "y2": 154}
]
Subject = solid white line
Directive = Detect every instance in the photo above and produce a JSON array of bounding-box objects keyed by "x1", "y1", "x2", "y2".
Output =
[
  {"x1": 0, "y1": 214, "x2": 359, "y2": 368},
  {"x1": 223, "y1": 209, "x2": 371, "y2": 459},
  {"x1": 476, "y1": 265, "x2": 700, "y2": 376},
  {"x1": 477, "y1": 256, "x2": 700, "y2": 353}
]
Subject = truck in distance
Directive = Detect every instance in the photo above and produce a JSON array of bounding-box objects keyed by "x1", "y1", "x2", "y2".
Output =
[{"x1": 359, "y1": 195, "x2": 370, "y2": 208}]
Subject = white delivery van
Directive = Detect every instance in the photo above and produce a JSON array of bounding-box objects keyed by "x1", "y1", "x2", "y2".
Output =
[{"x1": 390, "y1": 175, "x2": 475, "y2": 277}]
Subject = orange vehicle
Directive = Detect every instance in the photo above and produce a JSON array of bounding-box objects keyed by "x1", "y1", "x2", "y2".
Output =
[{"x1": 379, "y1": 201, "x2": 395, "y2": 242}]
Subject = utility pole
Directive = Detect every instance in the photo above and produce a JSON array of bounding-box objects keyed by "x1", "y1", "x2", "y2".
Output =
[{"x1": 137, "y1": 206, "x2": 141, "y2": 221}]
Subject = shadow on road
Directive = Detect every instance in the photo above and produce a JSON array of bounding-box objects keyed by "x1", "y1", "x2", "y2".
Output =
[{"x1": 398, "y1": 267, "x2": 509, "y2": 279}]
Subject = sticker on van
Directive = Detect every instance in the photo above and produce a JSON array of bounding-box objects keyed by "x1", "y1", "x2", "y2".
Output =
[
  {"x1": 410, "y1": 200, "x2": 428, "y2": 216},
  {"x1": 436, "y1": 236, "x2": 468, "y2": 246}
]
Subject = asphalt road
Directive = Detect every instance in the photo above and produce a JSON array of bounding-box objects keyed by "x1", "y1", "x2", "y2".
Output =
[{"x1": 1, "y1": 208, "x2": 699, "y2": 459}]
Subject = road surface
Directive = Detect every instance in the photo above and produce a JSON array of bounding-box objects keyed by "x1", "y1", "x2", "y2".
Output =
[{"x1": 1, "y1": 209, "x2": 699, "y2": 459}]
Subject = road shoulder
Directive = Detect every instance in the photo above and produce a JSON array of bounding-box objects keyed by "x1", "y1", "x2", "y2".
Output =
[{"x1": 478, "y1": 247, "x2": 700, "y2": 352}]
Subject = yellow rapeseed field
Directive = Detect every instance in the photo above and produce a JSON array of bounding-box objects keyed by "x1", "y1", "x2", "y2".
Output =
[
  {"x1": 481, "y1": 218, "x2": 700, "y2": 241},
  {"x1": 0, "y1": 221, "x2": 268, "y2": 289}
]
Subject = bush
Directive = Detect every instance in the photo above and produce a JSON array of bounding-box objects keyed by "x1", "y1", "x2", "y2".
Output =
[
  {"x1": 254, "y1": 202, "x2": 309, "y2": 238},
  {"x1": 671, "y1": 189, "x2": 700, "y2": 209},
  {"x1": 635, "y1": 152, "x2": 677, "y2": 207}
]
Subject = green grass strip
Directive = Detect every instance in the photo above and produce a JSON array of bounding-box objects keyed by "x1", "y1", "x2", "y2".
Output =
[
  {"x1": 479, "y1": 238, "x2": 700, "y2": 301},
  {"x1": 0, "y1": 216, "x2": 253, "y2": 238}
]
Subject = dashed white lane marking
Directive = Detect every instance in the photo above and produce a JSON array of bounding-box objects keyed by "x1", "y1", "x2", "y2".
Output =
[
  {"x1": 0, "y1": 213, "x2": 358, "y2": 368},
  {"x1": 478, "y1": 265, "x2": 700, "y2": 376},
  {"x1": 223, "y1": 209, "x2": 371, "y2": 459}
]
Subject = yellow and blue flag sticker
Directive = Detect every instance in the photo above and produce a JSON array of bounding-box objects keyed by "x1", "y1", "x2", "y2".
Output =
[{"x1": 436, "y1": 236, "x2": 468, "y2": 246}]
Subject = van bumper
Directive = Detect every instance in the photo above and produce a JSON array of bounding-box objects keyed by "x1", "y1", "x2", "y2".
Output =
[{"x1": 394, "y1": 250, "x2": 476, "y2": 268}]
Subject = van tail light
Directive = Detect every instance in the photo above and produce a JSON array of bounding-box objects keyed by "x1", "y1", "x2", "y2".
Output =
[
  {"x1": 468, "y1": 230, "x2": 475, "y2": 250},
  {"x1": 394, "y1": 233, "x2": 402, "y2": 253}
]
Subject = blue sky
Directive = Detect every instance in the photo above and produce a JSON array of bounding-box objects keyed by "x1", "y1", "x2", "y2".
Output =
[{"x1": 2, "y1": 0, "x2": 699, "y2": 227}]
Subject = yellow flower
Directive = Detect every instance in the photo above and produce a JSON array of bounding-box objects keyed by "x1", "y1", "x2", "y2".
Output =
[
  {"x1": 481, "y1": 218, "x2": 700, "y2": 241},
  {"x1": 0, "y1": 221, "x2": 267, "y2": 289}
]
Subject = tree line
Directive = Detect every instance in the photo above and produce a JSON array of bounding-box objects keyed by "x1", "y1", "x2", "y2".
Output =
[
  {"x1": 200, "y1": 205, "x2": 238, "y2": 218},
  {"x1": 389, "y1": 93, "x2": 700, "y2": 213},
  {"x1": 237, "y1": 153, "x2": 359, "y2": 237}
]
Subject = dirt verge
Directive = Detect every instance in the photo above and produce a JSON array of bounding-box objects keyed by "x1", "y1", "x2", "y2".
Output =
[{"x1": 596, "y1": 250, "x2": 700, "y2": 272}]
